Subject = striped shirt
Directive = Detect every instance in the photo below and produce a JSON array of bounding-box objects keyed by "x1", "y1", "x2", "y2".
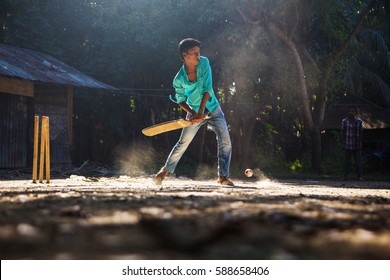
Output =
[{"x1": 342, "y1": 116, "x2": 363, "y2": 150}]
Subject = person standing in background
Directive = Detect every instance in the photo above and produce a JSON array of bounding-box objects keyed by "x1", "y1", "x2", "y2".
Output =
[{"x1": 341, "y1": 105, "x2": 364, "y2": 181}]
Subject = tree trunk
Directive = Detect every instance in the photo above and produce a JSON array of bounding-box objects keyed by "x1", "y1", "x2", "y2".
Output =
[
  {"x1": 310, "y1": 127, "x2": 322, "y2": 173},
  {"x1": 239, "y1": 118, "x2": 256, "y2": 166},
  {"x1": 268, "y1": 24, "x2": 313, "y2": 131},
  {"x1": 269, "y1": 24, "x2": 323, "y2": 172}
]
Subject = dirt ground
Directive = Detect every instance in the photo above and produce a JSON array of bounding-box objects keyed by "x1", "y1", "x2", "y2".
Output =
[{"x1": 0, "y1": 169, "x2": 389, "y2": 260}]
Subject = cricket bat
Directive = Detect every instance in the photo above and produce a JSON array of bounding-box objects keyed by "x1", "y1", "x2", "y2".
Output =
[{"x1": 142, "y1": 114, "x2": 210, "y2": 137}]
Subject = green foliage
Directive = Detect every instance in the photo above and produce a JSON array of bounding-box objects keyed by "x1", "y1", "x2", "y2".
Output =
[
  {"x1": 289, "y1": 159, "x2": 303, "y2": 173},
  {"x1": 345, "y1": 28, "x2": 390, "y2": 106},
  {"x1": 1, "y1": 0, "x2": 389, "y2": 172},
  {"x1": 321, "y1": 147, "x2": 344, "y2": 176}
]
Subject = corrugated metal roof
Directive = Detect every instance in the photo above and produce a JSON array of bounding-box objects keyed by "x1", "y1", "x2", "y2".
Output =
[
  {"x1": 323, "y1": 104, "x2": 390, "y2": 130},
  {"x1": 0, "y1": 43, "x2": 116, "y2": 90}
]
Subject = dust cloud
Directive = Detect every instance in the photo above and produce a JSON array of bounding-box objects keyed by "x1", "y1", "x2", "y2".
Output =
[{"x1": 115, "y1": 141, "x2": 156, "y2": 176}]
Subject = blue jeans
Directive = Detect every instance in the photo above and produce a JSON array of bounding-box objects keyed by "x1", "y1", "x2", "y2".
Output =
[
  {"x1": 344, "y1": 149, "x2": 362, "y2": 178},
  {"x1": 164, "y1": 106, "x2": 232, "y2": 177}
]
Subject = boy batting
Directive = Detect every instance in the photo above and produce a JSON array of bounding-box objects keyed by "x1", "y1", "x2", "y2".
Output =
[{"x1": 153, "y1": 38, "x2": 234, "y2": 186}]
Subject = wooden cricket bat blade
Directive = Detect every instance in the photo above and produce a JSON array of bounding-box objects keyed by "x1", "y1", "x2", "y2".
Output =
[{"x1": 142, "y1": 119, "x2": 191, "y2": 136}]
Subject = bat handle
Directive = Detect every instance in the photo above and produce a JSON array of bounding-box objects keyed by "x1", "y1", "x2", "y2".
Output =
[{"x1": 203, "y1": 112, "x2": 212, "y2": 120}]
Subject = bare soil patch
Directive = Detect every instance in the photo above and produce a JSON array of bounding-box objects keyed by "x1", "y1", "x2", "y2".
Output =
[{"x1": 1, "y1": 173, "x2": 389, "y2": 259}]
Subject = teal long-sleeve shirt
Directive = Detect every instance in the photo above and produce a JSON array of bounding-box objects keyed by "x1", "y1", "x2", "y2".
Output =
[{"x1": 173, "y1": 56, "x2": 219, "y2": 113}]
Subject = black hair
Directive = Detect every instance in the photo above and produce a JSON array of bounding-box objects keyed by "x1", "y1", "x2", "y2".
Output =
[
  {"x1": 178, "y1": 38, "x2": 201, "y2": 60},
  {"x1": 348, "y1": 105, "x2": 358, "y2": 111}
]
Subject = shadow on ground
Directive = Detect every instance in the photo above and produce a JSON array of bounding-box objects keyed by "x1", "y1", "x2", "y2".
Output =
[{"x1": 0, "y1": 175, "x2": 389, "y2": 260}]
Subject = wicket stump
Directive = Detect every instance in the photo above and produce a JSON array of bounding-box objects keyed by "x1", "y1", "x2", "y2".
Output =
[{"x1": 32, "y1": 116, "x2": 50, "y2": 183}]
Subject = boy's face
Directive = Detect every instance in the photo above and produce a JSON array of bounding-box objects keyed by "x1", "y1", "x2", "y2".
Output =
[
  {"x1": 348, "y1": 108, "x2": 357, "y2": 118},
  {"x1": 183, "y1": 46, "x2": 200, "y2": 65}
]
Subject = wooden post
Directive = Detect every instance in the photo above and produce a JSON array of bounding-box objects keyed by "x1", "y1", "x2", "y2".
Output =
[
  {"x1": 32, "y1": 116, "x2": 39, "y2": 183},
  {"x1": 38, "y1": 117, "x2": 46, "y2": 183},
  {"x1": 45, "y1": 117, "x2": 50, "y2": 183},
  {"x1": 38, "y1": 116, "x2": 50, "y2": 184}
]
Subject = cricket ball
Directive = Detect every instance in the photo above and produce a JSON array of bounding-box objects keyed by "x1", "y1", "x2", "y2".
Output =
[{"x1": 245, "y1": 168, "x2": 253, "y2": 177}]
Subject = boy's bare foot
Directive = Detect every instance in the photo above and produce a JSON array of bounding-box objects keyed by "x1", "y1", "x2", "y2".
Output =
[
  {"x1": 217, "y1": 176, "x2": 234, "y2": 186},
  {"x1": 153, "y1": 167, "x2": 168, "y2": 185}
]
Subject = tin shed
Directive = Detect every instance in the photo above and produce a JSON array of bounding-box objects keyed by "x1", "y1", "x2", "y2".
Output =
[{"x1": 0, "y1": 43, "x2": 116, "y2": 168}]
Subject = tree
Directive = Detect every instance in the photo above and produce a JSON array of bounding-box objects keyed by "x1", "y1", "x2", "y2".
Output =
[
  {"x1": 233, "y1": 0, "x2": 385, "y2": 172},
  {"x1": 345, "y1": 28, "x2": 390, "y2": 106},
  {"x1": 2, "y1": 0, "x2": 388, "y2": 171}
]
